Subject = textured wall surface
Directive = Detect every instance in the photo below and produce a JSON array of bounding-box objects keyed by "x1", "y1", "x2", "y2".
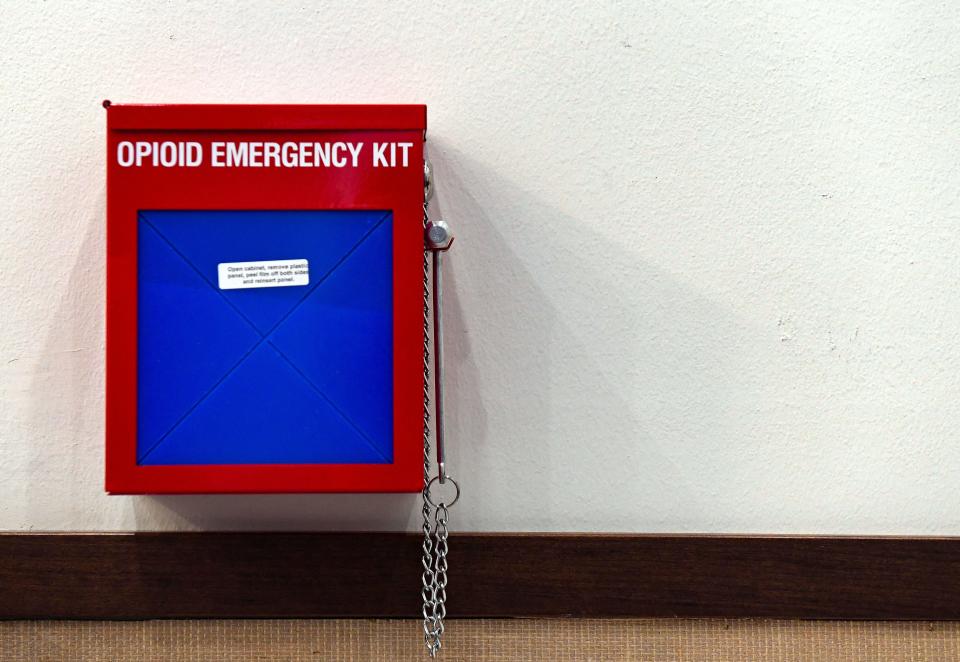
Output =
[
  {"x1": 1, "y1": 1, "x2": 959, "y2": 533},
  {"x1": 4, "y1": 619, "x2": 960, "y2": 662}
]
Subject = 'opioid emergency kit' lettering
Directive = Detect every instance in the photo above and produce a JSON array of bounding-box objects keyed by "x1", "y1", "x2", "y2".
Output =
[{"x1": 115, "y1": 140, "x2": 415, "y2": 168}]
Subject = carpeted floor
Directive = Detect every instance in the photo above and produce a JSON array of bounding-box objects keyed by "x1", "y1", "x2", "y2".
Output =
[{"x1": 3, "y1": 619, "x2": 960, "y2": 661}]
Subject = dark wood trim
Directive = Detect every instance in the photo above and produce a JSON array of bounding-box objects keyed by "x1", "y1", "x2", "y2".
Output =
[{"x1": 1, "y1": 533, "x2": 959, "y2": 620}]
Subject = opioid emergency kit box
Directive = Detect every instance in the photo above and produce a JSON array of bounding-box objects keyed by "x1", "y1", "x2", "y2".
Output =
[{"x1": 104, "y1": 104, "x2": 427, "y2": 494}]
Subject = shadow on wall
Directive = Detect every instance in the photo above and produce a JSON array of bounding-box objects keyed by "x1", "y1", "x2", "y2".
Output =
[
  {"x1": 25, "y1": 133, "x2": 764, "y2": 532},
  {"x1": 424, "y1": 140, "x2": 777, "y2": 531},
  {"x1": 24, "y1": 186, "x2": 107, "y2": 530}
]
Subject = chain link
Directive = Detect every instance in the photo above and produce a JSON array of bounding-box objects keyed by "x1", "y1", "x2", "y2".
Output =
[
  {"x1": 420, "y1": 197, "x2": 442, "y2": 656},
  {"x1": 432, "y1": 503, "x2": 450, "y2": 630},
  {"x1": 420, "y1": 156, "x2": 460, "y2": 657},
  {"x1": 420, "y1": 193, "x2": 453, "y2": 657}
]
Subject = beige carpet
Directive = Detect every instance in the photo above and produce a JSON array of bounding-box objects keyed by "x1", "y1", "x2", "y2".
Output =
[{"x1": 2, "y1": 619, "x2": 960, "y2": 661}]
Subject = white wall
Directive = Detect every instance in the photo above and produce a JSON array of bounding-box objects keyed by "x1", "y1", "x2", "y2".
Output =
[{"x1": 2, "y1": 1, "x2": 959, "y2": 533}]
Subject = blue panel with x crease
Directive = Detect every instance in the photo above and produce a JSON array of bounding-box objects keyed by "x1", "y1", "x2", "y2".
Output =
[{"x1": 136, "y1": 210, "x2": 394, "y2": 465}]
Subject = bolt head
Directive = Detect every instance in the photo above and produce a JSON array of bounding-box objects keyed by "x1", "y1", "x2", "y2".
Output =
[{"x1": 425, "y1": 219, "x2": 453, "y2": 250}]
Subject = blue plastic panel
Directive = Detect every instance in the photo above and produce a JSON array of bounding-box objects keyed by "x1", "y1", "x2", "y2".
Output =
[{"x1": 136, "y1": 210, "x2": 394, "y2": 465}]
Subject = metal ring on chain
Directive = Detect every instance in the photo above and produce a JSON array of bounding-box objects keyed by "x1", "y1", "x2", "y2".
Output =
[{"x1": 424, "y1": 476, "x2": 460, "y2": 509}]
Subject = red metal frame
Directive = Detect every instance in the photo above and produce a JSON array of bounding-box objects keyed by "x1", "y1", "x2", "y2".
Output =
[{"x1": 105, "y1": 104, "x2": 426, "y2": 494}]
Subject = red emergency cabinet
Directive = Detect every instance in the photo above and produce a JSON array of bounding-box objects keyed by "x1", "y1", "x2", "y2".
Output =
[{"x1": 105, "y1": 104, "x2": 427, "y2": 494}]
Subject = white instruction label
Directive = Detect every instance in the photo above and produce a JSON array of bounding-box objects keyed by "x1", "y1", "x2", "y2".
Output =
[{"x1": 217, "y1": 259, "x2": 309, "y2": 290}]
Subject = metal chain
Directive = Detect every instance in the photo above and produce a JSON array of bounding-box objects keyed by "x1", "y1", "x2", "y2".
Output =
[
  {"x1": 431, "y1": 503, "x2": 450, "y2": 635},
  {"x1": 420, "y1": 197, "x2": 443, "y2": 657},
  {"x1": 421, "y1": 161, "x2": 456, "y2": 657}
]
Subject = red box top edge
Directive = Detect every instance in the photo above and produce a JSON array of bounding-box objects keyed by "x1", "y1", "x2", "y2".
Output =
[{"x1": 104, "y1": 103, "x2": 427, "y2": 134}]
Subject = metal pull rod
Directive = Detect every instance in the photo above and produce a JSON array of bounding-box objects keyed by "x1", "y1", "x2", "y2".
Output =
[{"x1": 425, "y1": 218, "x2": 453, "y2": 483}]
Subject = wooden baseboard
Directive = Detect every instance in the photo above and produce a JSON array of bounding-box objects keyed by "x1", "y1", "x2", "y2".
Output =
[{"x1": 1, "y1": 533, "x2": 959, "y2": 619}]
